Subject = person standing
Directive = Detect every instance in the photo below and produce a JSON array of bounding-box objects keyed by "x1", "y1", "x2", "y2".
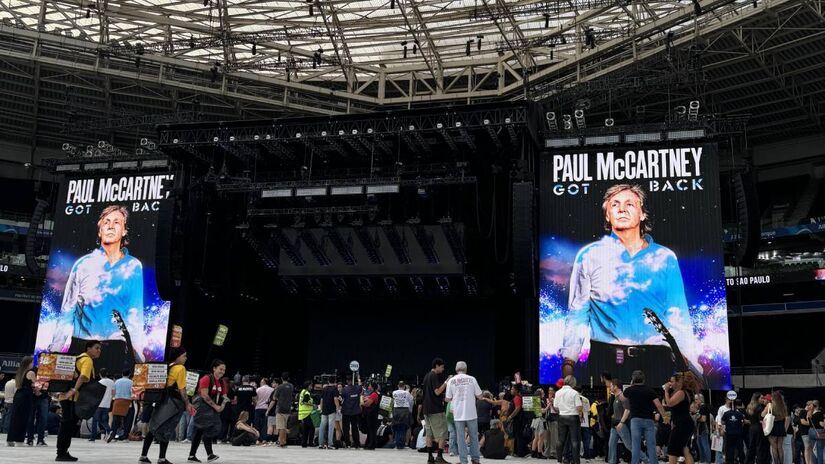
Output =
[
  {"x1": 715, "y1": 394, "x2": 735, "y2": 464},
  {"x1": 392, "y1": 381, "x2": 414, "y2": 450},
  {"x1": 722, "y1": 399, "x2": 746, "y2": 464},
  {"x1": 695, "y1": 394, "x2": 713, "y2": 464},
  {"x1": 56, "y1": 340, "x2": 102, "y2": 462},
  {"x1": 554, "y1": 376, "x2": 583, "y2": 464},
  {"x1": 188, "y1": 359, "x2": 228, "y2": 463},
  {"x1": 580, "y1": 389, "x2": 593, "y2": 459},
  {"x1": 138, "y1": 347, "x2": 194, "y2": 464},
  {"x1": 445, "y1": 361, "x2": 484, "y2": 464},
  {"x1": 608, "y1": 380, "x2": 632, "y2": 464},
  {"x1": 253, "y1": 378, "x2": 273, "y2": 444},
  {"x1": 232, "y1": 376, "x2": 256, "y2": 424},
  {"x1": 2, "y1": 373, "x2": 16, "y2": 434},
  {"x1": 319, "y1": 381, "x2": 340, "y2": 449},
  {"x1": 362, "y1": 382, "x2": 380, "y2": 450},
  {"x1": 663, "y1": 372, "x2": 700, "y2": 464},
  {"x1": 619, "y1": 370, "x2": 666, "y2": 464},
  {"x1": 6, "y1": 356, "x2": 35, "y2": 447},
  {"x1": 341, "y1": 376, "x2": 362, "y2": 449},
  {"x1": 272, "y1": 373, "x2": 294, "y2": 448},
  {"x1": 26, "y1": 358, "x2": 50, "y2": 446},
  {"x1": 763, "y1": 391, "x2": 791, "y2": 464},
  {"x1": 109, "y1": 369, "x2": 133, "y2": 442},
  {"x1": 807, "y1": 401, "x2": 824, "y2": 464},
  {"x1": 297, "y1": 380, "x2": 316, "y2": 448},
  {"x1": 90, "y1": 368, "x2": 114, "y2": 442},
  {"x1": 423, "y1": 357, "x2": 451, "y2": 464}
]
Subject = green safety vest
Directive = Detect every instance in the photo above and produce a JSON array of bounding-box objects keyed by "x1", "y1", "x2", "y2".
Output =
[{"x1": 297, "y1": 389, "x2": 314, "y2": 420}]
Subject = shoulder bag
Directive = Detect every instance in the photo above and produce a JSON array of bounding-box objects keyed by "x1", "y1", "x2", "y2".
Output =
[{"x1": 762, "y1": 403, "x2": 775, "y2": 437}]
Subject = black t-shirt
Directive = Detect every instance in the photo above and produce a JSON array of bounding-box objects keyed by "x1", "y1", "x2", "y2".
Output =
[
  {"x1": 274, "y1": 382, "x2": 295, "y2": 415},
  {"x1": 267, "y1": 388, "x2": 280, "y2": 417},
  {"x1": 811, "y1": 410, "x2": 824, "y2": 431},
  {"x1": 623, "y1": 385, "x2": 657, "y2": 420},
  {"x1": 321, "y1": 385, "x2": 339, "y2": 415},
  {"x1": 697, "y1": 404, "x2": 711, "y2": 434},
  {"x1": 234, "y1": 384, "x2": 256, "y2": 411},
  {"x1": 722, "y1": 409, "x2": 746, "y2": 436},
  {"x1": 482, "y1": 429, "x2": 507, "y2": 459},
  {"x1": 476, "y1": 399, "x2": 493, "y2": 424},
  {"x1": 422, "y1": 370, "x2": 446, "y2": 415}
]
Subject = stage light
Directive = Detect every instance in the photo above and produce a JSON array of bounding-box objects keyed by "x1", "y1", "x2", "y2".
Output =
[
  {"x1": 261, "y1": 188, "x2": 293, "y2": 198},
  {"x1": 605, "y1": 118, "x2": 615, "y2": 127},
  {"x1": 504, "y1": 117, "x2": 511, "y2": 124},
  {"x1": 688, "y1": 100, "x2": 700, "y2": 121},
  {"x1": 295, "y1": 132, "x2": 302, "y2": 138},
  {"x1": 352, "y1": 129, "x2": 358, "y2": 135},
  {"x1": 545, "y1": 137, "x2": 580, "y2": 148},
  {"x1": 574, "y1": 109, "x2": 586, "y2": 129},
  {"x1": 408, "y1": 125, "x2": 415, "y2": 131},
  {"x1": 253, "y1": 135, "x2": 260, "y2": 140},
  {"x1": 410, "y1": 276, "x2": 424, "y2": 295},
  {"x1": 252, "y1": 41, "x2": 257, "y2": 55},
  {"x1": 667, "y1": 129, "x2": 706, "y2": 140},
  {"x1": 465, "y1": 39, "x2": 472, "y2": 56},
  {"x1": 212, "y1": 136, "x2": 219, "y2": 142},
  {"x1": 625, "y1": 132, "x2": 663, "y2": 143},
  {"x1": 455, "y1": 121, "x2": 462, "y2": 128},
  {"x1": 367, "y1": 128, "x2": 374, "y2": 134},
  {"x1": 112, "y1": 161, "x2": 139, "y2": 169},
  {"x1": 84, "y1": 162, "x2": 109, "y2": 171},
  {"x1": 366, "y1": 184, "x2": 400, "y2": 194},
  {"x1": 584, "y1": 135, "x2": 620, "y2": 145},
  {"x1": 544, "y1": 13, "x2": 550, "y2": 28},
  {"x1": 436, "y1": 276, "x2": 450, "y2": 295},
  {"x1": 675, "y1": 105, "x2": 687, "y2": 120},
  {"x1": 692, "y1": 0, "x2": 702, "y2": 15},
  {"x1": 229, "y1": 136, "x2": 235, "y2": 141},
  {"x1": 295, "y1": 187, "x2": 328, "y2": 197},
  {"x1": 401, "y1": 41, "x2": 408, "y2": 59},
  {"x1": 436, "y1": 123, "x2": 443, "y2": 129},
  {"x1": 562, "y1": 114, "x2": 573, "y2": 130},
  {"x1": 172, "y1": 138, "x2": 179, "y2": 144},
  {"x1": 338, "y1": 130, "x2": 345, "y2": 136},
  {"x1": 464, "y1": 276, "x2": 478, "y2": 296},
  {"x1": 584, "y1": 28, "x2": 595, "y2": 49},
  {"x1": 56, "y1": 164, "x2": 81, "y2": 172},
  {"x1": 476, "y1": 35, "x2": 483, "y2": 51},
  {"x1": 483, "y1": 119, "x2": 490, "y2": 125},
  {"x1": 330, "y1": 185, "x2": 364, "y2": 195}
]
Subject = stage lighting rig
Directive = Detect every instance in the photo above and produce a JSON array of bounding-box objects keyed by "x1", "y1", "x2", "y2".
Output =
[
  {"x1": 688, "y1": 100, "x2": 700, "y2": 121},
  {"x1": 574, "y1": 109, "x2": 586, "y2": 129},
  {"x1": 545, "y1": 112, "x2": 558, "y2": 131}
]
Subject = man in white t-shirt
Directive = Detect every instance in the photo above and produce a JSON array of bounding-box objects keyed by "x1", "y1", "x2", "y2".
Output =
[
  {"x1": 714, "y1": 392, "x2": 735, "y2": 464},
  {"x1": 391, "y1": 381, "x2": 415, "y2": 449},
  {"x1": 445, "y1": 361, "x2": 484, "y2": 464},
  {"x1": 2, "y1": 376, "x2": 16, "y2": 434},
  {"x1": 90, "y1": 368, "x2": 115, "y2": 441}
]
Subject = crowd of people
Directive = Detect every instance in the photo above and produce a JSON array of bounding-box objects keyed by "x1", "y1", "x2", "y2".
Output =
[{"x1": 2, "y1": 347, "x2": 825, "y2": 464}]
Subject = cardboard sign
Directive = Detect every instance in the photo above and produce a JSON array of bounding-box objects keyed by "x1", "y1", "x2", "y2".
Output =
[
  {"x1": 213, "y1": 325, "x2": 228, "y2": 346},
  {"x1": 37, "y1": 353, "x2": 75, "y2": 382},
  {"x1": 523, "y1": 396, "x2": 534, "y2": 410},
  {"x1": 384, "y1": 364, "x2": 393, "y2": 378},
  {"x1": 133, "y1": 363, "x2": 167, "y2": 391},
  {"x1": 379, "y1": 395, "x2": 393, "y2": 412},
  {"x1": 186, "y1": 371, "x2": 201, "y2": 397},
  {"x1": 170, "y1": 325, "x2": 183, "y2": 348}
]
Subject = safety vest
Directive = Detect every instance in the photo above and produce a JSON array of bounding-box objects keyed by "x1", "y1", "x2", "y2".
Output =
[{"x1": 297, "y1": 389, "x2": 314, "y2": 420}]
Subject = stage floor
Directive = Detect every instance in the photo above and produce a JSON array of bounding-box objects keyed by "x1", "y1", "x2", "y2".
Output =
[{"x1": 0, "y1": 437, "x2": 479, "y2": 463}]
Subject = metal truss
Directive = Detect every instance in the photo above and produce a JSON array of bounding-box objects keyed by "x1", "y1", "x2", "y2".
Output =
[
  {"x1": 158, "y1": 103, "x2": 527, "y2": 145},
  {"x1": 0, "y1": 0, "x2": 823, "y2": 149}
]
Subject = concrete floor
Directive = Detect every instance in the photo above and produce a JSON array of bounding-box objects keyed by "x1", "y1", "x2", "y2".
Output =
[{"x1": 0, "y1": 435, "x2": 496, "y2": 463}]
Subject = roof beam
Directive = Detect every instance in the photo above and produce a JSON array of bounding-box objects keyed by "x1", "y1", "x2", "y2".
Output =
[{"x1": 397, "y1": 0, "x2": 444, "y2": 93}]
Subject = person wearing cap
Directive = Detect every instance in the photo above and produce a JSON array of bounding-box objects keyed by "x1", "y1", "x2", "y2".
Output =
[
  {"x1": 714, "y1": 392, "x2": 737, "y2": 464},
  {"x1": 139, "y1": 346, "x2": 195, "y2": 464},
  {"x1": 445, "y1": 361, "x2": 484, "y2": 464}
]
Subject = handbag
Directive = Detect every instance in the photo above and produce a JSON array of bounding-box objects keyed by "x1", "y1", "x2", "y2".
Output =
[
  {"x1": 762, "y1": 403, "x2": 775, "y2": 437},
  {"x1": 75, "y1": 380, "x2": 108, "y2": 420}
]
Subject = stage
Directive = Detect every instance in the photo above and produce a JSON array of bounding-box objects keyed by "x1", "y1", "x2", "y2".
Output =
[{"x1": 0, "y1": 436, "x2": 486, "y2": 464}]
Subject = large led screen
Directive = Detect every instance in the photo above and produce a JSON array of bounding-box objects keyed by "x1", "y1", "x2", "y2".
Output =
[
  {"x1": 539, "y1": 143, "x2": 731, "y2": 389},
  {"x1": 35, "y1": 173, "x2": 174, "y2": 373}
]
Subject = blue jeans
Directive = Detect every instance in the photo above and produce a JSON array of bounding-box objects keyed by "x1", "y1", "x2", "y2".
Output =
[
  {"x1": 178, "y1": 412, "x2": 195, "y2": 441},
  {"x1": 254, "y1": 409, "x2": 267, "y2": 441},
  {"x1": 715, "y1": 434, "x2": 725, "y2": 464},
  {"x1": 448, "y1": 420, "x2": 457, "y2": 455},
  {"x1": 393, "y1": 422, "x2": 408, "y2": 449},
  {"x1": 26, "y1": 398, "x2": 49, "y2": 442},
  {"x1": 319, "y1": 414, "x2": 336, "y2": 447},
  {"x1": 609, "y1": 426, "x2": 633, "y2": 464},
  {"x1": 1, "y1": 403, "x2": 14, "y2": 434},
  {"x1": 455, "y1": 419, "x2": 481, "y2": 464},
  {"x1": 697, "y1": 431, "x2": 712, "y2": 463},
  {"x1": 630, "y1": 418, "x2": 658, "y2": 464},
  {"x1": 90, "y1": 407, "x2": 111, "y2": 440},
  {"x1": 809, "y1": 430, "x2": 824, "y2": 464},
  {"x1": 582, "y1": 426, "x2": 593, "y2": 458}
]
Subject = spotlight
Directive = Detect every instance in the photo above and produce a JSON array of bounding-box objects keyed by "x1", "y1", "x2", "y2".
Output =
[
  {"x1": 367, "y1": 128, "x2": 374, "y2": 134},
  {"x1": 688, "y1": 100, "x2": 700, "y2": 121},
  {"x1": 585, "y1": 28, "x2": 595, "y2": 49},
  {"x1": 189, "y1": 36, "x2": 195, "y2": 49},
  {"x1": 545, "y1": 112, "x2": 558, "y2": 131},
  {"x1": 86, "y1": 8, "x2": 91, "y2": 18},
  {"x1": 562, "y1": 114, "x2": 573, "y2": 130},
  {"x1": 412, "y1": 43, "x2": 417, "y2": 54},
  {"x1": 692, "y1": 0, "x2": 702, "y2": 16},
  {"x1": 401, "y1": 41, "x2": 408, "y2": 59},
  {"x1": 605, "y1": 118, "x2": 615, "y2": 127},
  {"x1": 212, "y1": 136, "x2": 219, "y2": 142},
  {"x1": 307, "y1": 0, "x2": 314, "y2": 16},
  {"x1": 390, "y1": 0, "x2": 395, "y2": 8},
  {"x1": 466, "y1": 39, "x2": 472, "y2": 56},
  {"x1": 574, "y1": 109, "x2": 586, "y2": 129},
  {"x1": 476, "y1": 35, "x2": 483, "y2": 51},
  {"x1": 252, "y1": 41, "x2": 257, "y2": 55},
  {"x1": 321, "y1": 131, "x2": 328, "y2": 136},
  {"x1": 544, "y1": 13, "x2": 550, "y2": 29}
]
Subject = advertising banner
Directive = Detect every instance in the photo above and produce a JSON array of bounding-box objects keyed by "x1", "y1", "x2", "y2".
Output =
[
  {"x1": 539, "y1": 144, "x2": 731, "y2": 389},
  {"x1": 35, "y1": 173, "x2": 174, "y2": 374}
]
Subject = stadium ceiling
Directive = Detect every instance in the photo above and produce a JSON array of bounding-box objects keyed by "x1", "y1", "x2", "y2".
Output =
[{"x1": 0, "y1": 0, "x2": 823, "y2": 149}]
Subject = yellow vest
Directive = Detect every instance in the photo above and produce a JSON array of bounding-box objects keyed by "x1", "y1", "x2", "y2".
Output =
[{"x1": 297, "y1": 389, "x2": 314, "y2": 420}]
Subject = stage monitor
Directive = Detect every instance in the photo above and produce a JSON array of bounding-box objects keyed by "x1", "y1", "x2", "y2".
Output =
[
  {"x1": 35, "y1": 173, "x2": 174, "y2": 374},
  {"x1": 538, "y1": 143, "x2": 731, "y2": 389}
]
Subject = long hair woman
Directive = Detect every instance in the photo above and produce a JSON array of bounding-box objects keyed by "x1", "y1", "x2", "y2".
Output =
[
  {"x1": 662, "y1": 371, "x2": 702, "y2": 464},
  {"x1": 139, "y1": 347, "x2": 193, "y2": 464},
  {"x1": 6, "y1": 355, "x2": 35, "y2": 446},
  {"x1": 189, "y1": 359, "x2": 228, "y2": 462},
  {"x1": 764, "y1": 392, "x2": 791, "y2": 464}
]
